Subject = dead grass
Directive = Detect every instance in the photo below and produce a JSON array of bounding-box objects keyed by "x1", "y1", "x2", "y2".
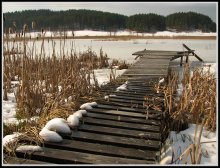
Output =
[
  {"x1": 157, "y1": 63, "x2": 216, "y2": 132},
  {"x1": 3, "y1": 28, "x2": 125, "y2": 156}
]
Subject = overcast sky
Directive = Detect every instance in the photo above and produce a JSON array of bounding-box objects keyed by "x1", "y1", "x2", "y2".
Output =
[{"x1": 2, "y1": 2, "x2": 217, "y2": 22}]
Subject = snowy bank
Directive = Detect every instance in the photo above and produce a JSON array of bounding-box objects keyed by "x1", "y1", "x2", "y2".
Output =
[
  {"x1": 6, "y1": 30, "x2": 216, "y2": 39},
  {"x1": 160, "y1": 124, "x2": 217, "y2": 165}
]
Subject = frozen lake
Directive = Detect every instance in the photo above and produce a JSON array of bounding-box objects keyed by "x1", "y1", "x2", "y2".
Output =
[{"x1": 8, "y1": 38, "x2": 216, "y2": 63}]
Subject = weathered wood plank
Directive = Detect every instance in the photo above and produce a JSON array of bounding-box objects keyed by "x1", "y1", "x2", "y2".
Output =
[
  {"x1": 114, "y1": 92, "x2": 164, "y2": 98},
  {"x1": 79, "y1": 124, "x2": 161, "y2": 140},
  {"x1": 71, "y1": 131, "x2": 161, "y2": 150},
  {"x1": 83, "y1": 117, "x2": 160, "y2": 132},
  {"x1": 44, "y1": 139, "x2": 157, "y2": 161},
  {"x1": 96, "y1": 104, "x2": 163, "y2": 115},
  {"x1": 122, "y1": 74, "x2": 167, "y2": 76},
  {"x1": 86, "y1": 112, "x2": 160, "y2": 125},
  {"x1": 86, "y1": 108, "x2": 146, "y2": 118},
  {"x1": 16, "y1": 147, "x2": 154, "y2": 164}
]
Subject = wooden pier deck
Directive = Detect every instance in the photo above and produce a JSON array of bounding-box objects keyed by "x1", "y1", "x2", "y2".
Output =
[{"x1": 5, "y1": 45, "x2": 203, "y2": 165}]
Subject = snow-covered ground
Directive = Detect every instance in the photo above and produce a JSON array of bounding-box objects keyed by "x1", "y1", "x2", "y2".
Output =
[
  {"x1": 6, "y1": 30, "x2": 216, "y2": 39},
  {"x1": 160, "y1": 124, "x2": 217, "y2": 165}
]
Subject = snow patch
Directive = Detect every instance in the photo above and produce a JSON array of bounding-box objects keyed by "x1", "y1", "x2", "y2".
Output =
[
  {"x1": 16, "y1": 145, "x2": 43, "y2": 152},
  {"x1": 67, "y1": 115, "x2": 80, "y2": 128},
  {"x1": 80, "y1": 102, "x2": 98, "y2": 110},
  {"x1": 3, "y1": 133, "x2": 22, "y2": 146},
  {"x1": 44, "y1": 118, "x2": 71, "y2": 134},
  {"x1": 116, "y1": 83, "x2": 127, "y2": 91},
  {"x1": 39, "y1": 128, "x2": 63, "y2": 142},
  {"x1": 161, "y1": 124, "x2": 217, "y2": 165}
]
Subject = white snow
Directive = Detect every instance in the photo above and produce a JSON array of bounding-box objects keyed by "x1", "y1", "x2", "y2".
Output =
[
  {"x1": 16, "y1": 145, "x2": 43, "y2": 152},
  {"x1": 80, "y1": 102, "x2": 98, "y2": 110},
  {"x1": 76, "y1": 110, "x2": 87, "y2": 116},
  {"x1": 104, "y1": 94, "x2": 117, "y2": 100},
  {"x1": 3, "y1": 132, "x2": 21, "y2": 147},
  {"x1": 44, "y1": 118, "x2": 71, "y2": 134},
  {"x1": 92, "y1": 68, "x2": 126, "y2": 86},
  {"x1": 116, "y1": 83, "x2": 127, "y2": 91},
  {"x1": 161, "y1": 124, "x2": 217, "y2": 165},
  {"x1": 159, "y1": 78, "x2": 165, "y2": 84},
  {"x1": 7, "y1": 30, "x2": 216, "y2": 39},
  {"x1": 67, "y1": 114, "x2": 80, "y2": 128},
  {"x1": 39, "y1": 128, "x2": 63, "y2": 142},
  {"x1": 160, "y1": 156, "x2": 172, "y2": 165},
  {"x1": 73, "y1": 111, "x2": 83, "y2": 119}
]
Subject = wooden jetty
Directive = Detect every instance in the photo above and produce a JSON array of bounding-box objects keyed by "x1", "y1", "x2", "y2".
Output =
[{"x1": 4, "y1": 44, "x2": 203, "y2": 165}]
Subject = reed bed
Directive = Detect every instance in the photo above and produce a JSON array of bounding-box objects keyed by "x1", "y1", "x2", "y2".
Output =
[
  {"x1": 156, "y1": 63, "x2": 216, "y2": 133},
  {"x1": 3, "y1": 28, "x2": 128, "y2": 155}
]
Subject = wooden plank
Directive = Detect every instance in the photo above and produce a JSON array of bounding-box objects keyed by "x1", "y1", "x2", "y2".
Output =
[
  {"x1": 44, "y1": 139, "x2": 157, "y2": 161},
  {"x1": 122, "y1": 74, "x2": 167, "y2": 76},
  {"x1": 114, "y1": 92, "x2": 164, "y2": 98},
  {"x1": 87, "y1": 108, "x2": 146, "y2": 118},
  {"x1": 16, "y1": 147, "x2": 154, "y2": 164},
  {"x1": 96, "y1": 101, "x2": 148, "y2": 110},
  {"x1": 96, "y1": 104, "x2": 163, "y2": 114},
  {"x1": 83, "y1": 117, "x2": 160, "y2": 132},
  {"x1": 86, "y1": 112, "x2": 160, "y2": 126},
  {"x1": 126, "y1": 86, "x2": 156, "y2": 91},
  {"x1": 79, "y1": 124, "x2": 161, "y2": 140},
  {"x1": 124, "y1": 70, "x2": 167, "y2": 74},
  {"x1": 182, "y1": 43, "x2": 203, "y2": 62},
  {"x1": 108, "y1": 95, "x2": 149, "y2": 101},
  {"x1": 114, "y1": 90, "x2": 164, "y2": 96},
  {"x1": 71, "y1": 131, "x2": 161, "y2": 150},
  {"x1": 108, "y1": 97, "x2": 162, "y2": 106},
  {"x1": 108, "y1": 97, "x2": 145, "y2": 105},
  {"x1": 3, "y1": 156, "x2": 53, "y2": 164}
]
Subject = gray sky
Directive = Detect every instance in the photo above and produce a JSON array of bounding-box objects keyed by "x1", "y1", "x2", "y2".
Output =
[{"x1": 2, "y1": 2, "x2": 217, "y2": 22}]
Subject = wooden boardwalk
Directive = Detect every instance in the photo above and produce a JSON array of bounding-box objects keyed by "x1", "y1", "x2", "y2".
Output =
[{"x1": 5, "y1": 46, "x2": 203, "y2": 165}]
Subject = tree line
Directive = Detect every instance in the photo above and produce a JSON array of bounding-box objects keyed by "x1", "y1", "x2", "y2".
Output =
[{"x1": 3, "y1": 9, "x2": 216, "y2": 33}]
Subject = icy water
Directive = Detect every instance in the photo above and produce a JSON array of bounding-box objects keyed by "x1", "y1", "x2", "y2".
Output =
[{"x1": 20, "y1": 38, "x2": 217, "y2": 64}]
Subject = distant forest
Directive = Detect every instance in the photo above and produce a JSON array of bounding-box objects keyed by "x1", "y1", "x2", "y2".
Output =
[{"x1": 3, "y1": 9, "x2": 216, "y2": 33}]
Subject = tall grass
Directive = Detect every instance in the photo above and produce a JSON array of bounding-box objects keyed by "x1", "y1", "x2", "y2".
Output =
[
  {"x1": 158, "y1": 63, "x2": 216, "y2": 132},
  {"x1": 3, "y1": 28, "x2": 121, "y2": 143}
]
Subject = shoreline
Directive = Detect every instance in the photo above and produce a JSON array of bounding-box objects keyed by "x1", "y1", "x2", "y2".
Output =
[{"x1": 3, "y1": 35, "x2": 216, "y2": 41}]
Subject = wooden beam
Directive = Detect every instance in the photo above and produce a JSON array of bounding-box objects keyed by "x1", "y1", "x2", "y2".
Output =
[{"x1": 182, "y1": 43, "x2": 204, "y2": 62}]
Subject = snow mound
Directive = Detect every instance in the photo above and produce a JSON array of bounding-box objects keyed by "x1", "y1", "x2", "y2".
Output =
[
  {"x1": 3, "y1": 133, "x2": 21, "y2": 146},
  {"x1": 73, "y1": 111, "x2": 83, "y2": 119},
  {"x1": 160, "y1": 156, "x2": 172, "y2": 165},
  {"x1": 116, "y1": 83, "x2": 127, "y2": 91},
  {"x1": 44, "y1": 118, "x2": 71, "y2": 134},
  {"x1": 76, "y1": 110, "x2": 87, "y2": 116},
  {"x1": 67, "y1": 115, "x2": 80, "y2": 128},
  {"x1": 39, "y1": 128, "x2": 63, "y2": 142},
  {"x1": 159, "y1": 78, "x2": 165, "y2": 84},
  {"x1": 80, "y1": 102, "x2": 98, "y2": 110},
  {"x1": 16, "y1": 145, "x2": 43, "y2": 152}
]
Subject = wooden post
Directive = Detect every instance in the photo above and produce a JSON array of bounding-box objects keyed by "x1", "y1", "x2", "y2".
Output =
[
  {"x1": 180, "y1": 56, "x2": 183, "y2": 66},
  {"x1": 186, "y1": 55, "x2": 189, "y2": 63},
  {"x1": 183, "y1": 43, "x2": 204, "y2": 62}
]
